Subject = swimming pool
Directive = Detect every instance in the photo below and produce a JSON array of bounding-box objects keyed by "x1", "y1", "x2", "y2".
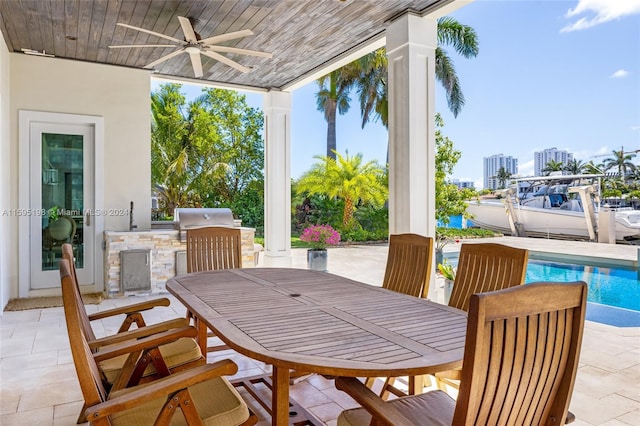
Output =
[
  {"x1": 447, "y1": 257, "x2": 640, "y2": 327},
  {"x1": 526, "y1": 260, "x2": 640, "y2": 312}
]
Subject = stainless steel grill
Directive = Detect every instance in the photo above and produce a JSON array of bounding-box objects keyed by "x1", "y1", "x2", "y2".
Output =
[{"x1": 174, "y1": 208, "x2": 236, "y2": 242}]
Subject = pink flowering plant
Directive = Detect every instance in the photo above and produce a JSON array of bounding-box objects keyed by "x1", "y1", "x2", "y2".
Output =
[{"x1": 300, "y1": 224, "x2": 341, "y2": 250}]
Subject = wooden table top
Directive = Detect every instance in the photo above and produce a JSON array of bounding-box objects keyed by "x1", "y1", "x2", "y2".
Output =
[{"x1": 167, "y1": 268, "x2": 467, "y2": 377}]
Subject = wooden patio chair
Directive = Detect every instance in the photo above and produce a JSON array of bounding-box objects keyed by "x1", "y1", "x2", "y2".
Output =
[
  {"x1": 59, "y1": 259, "x2": 205, "y2": 423},
  {"x1": 432, "y1": 242, "x2": 529, "y2": 392},
  {"x1": 185, "y1": 226, "x2": 243, "y2": 352},
  {"x1": 364, "y1": 233, "x2": 433, "y2": 395},
  {"x1": 186, "y1": 226, "x2": 243, "y2": 272},
  {"x1": 382, "y1": 233, "x2": 434, "y2": 298},
  {"x1": 62, "y1": 243, "x2": 178, "y2": 334},
  {"x1": 336, "y1": 281, "x2": 588, "y2": 426},
  {"x1": 59, "y1": 259, "x2": 257, "y2": 426},
  {"x1": 447, "y1": 242, "x2": 529, "y2": 312}
]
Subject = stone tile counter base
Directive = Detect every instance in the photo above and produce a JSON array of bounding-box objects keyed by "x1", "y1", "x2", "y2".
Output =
[{"x1": 104, "y1": 229, "x2": 256, "y2": 295}]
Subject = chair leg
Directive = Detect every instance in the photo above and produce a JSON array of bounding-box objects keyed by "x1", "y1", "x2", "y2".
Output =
[
  {"x1": 380, "y1": 377, "x2": 396, "y2": 400},
  {"x1": 76, "y1": 402, "x2": 88, "y2": 424}
]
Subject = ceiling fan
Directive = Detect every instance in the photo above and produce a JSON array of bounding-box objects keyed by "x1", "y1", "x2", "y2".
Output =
[{"x1": 109, "y1": 16, "x2": 272, "y2": 77}]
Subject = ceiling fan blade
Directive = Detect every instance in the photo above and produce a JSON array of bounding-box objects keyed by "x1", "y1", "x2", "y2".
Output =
[
  {"x1": 178, "y1": 16, "x2": 198, "y2": 43},
  {"x1": 109, "y1": 44, "x2": 178, "y2": 49},
  {"x1": 201, "y1": 50, "x2": 250, "y2": 73},
  {"x1": 189, "y1": 51, "x2": 203, "y2": 78},
  {"x1": 199, "y1": 29, "x2": 253, "y2": 45},
  {"x1": 144, "y1": 49, "x2": 185, "y2": 69},
  {"x1": 204, "y1": 45, "x2": 272, "y2": 58},
  {"x1": 117, "y1": 22, "x2": 183, "y2": 44}
]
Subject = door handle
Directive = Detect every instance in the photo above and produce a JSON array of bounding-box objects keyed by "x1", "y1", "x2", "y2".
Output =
[{"x1": 86, "y1": 212, "x2": 91, "y2": 226}]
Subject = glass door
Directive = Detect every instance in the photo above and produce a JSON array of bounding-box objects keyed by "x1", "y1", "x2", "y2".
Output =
[{"x1": 30, "y1": 123, "x2": 94, "y2": 289}]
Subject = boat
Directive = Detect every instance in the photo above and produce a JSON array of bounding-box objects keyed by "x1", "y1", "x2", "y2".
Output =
[{"x1": 466, "y1": 174, "x2": 640, "y2": 244}]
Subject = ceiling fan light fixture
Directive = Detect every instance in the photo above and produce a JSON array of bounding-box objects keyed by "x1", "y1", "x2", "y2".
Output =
[{"x1": 110, "y1": 16, "x2": 270, "y2": 77}]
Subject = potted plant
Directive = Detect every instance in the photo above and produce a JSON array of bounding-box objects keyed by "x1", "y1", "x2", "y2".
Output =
[
  {"x1": 435, "y1": 230, "x2": 460, "y2": 266},
  {"x1": 300, "y1": 224, "x2": 341, "y2": 271},
  {"x1": 437, "y1": 259, "x2": 456, "y2": 304}
]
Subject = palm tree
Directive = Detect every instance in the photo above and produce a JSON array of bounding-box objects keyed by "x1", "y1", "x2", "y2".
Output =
[
  {"x1": 583, "y1": 160, "x2": 604, "y2": 175},
  {"x1": 315, "y1": 70, "x2": 354, "y2": 160},
  {"x1": 495, "y1": 167, "x2": 512, "y2": 189},
  {"x1": 627, "y1": 169, "x2": 640, "y2": 189},
  {"x1": 564, "y1": 159, "x2": 585, "y2": 175},
  {"x1": 151, "y1": 84, "x2": 197, "y2": 214},
  {"x1": 603, "y1": 149, "x2": 637, "y2": 179},
  {"x1": 316, "y1": 17, "x2": 479, "y2": 158},
  {"x1": 542, "y1": 160, "x2": 565, "y2": 175},
  {"x1": 354, "y1": 16, "x2": 479, "y2": 130},
  {"x1": 353, "y1": 49, "x2": 388, "y2": 129},
  {"x1": 435, "y1": 17, "x2": 480, "y2": 117},
  {"x1": 296, "y1": 151, "x2": 387, "y2": 228}
]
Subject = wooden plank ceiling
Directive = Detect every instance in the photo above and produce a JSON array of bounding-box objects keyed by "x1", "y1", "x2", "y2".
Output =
[{"x1": 0, "y1": 0, "x2": 447, "y2": 90}]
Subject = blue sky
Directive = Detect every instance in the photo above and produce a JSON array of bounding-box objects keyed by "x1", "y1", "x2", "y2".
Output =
[{"x1": 153, "y1": 0, "x2": 640, "y2": 189}]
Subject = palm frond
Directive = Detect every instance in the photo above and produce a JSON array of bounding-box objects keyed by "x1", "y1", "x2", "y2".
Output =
[
  {"x1": 435, "y1": 47, "x2": 465, "y2": 117},
  {"x1": 437, "y1": 17, "x2": 479, "y2": 59}
]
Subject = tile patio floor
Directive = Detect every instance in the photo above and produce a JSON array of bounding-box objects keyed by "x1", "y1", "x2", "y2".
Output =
[{"x1": 1, "y1": 237, "x2": 639, "y2": 425}]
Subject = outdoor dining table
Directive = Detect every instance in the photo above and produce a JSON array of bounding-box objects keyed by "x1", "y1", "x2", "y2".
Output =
[{"x1": 166, "y1": 267, "x2": 468, "y2": 426}]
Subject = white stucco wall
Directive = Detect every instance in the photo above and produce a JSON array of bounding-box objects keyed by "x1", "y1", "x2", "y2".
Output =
[
  {"x1": 8, "y1": 54, "x2": 151, "y2": 298},
  {"x1": 0, "y1": 34, "x2": 11, "y2": 310}
]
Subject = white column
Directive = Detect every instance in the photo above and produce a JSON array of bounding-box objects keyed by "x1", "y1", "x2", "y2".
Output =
[
  {"x1": 263, "y1": 90, "x2": 292, "y2": 260},
  {"x1": 387, "y1": 13, "x2": 437, "y2": 237},
  {"x1": 387, "y1": 13, "x2": 438, "y2": 296}
]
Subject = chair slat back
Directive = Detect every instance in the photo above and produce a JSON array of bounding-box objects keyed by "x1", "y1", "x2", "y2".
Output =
[
  {"x1": 382, "y1": 234, "x2": 433, "y2": 298},
  {"x1": 448, "y1": 243, "x2": 528, "y2": 312},
  {"x1": 186, "y1": 226, "x2": 243, "y2": 273},
  {"x1": 453, "y1": 281, "x2": 587, "y2": 425},
  {"x1": 61, "y1": 243, "x2": 97, "y2": 341},
  {"x1": 59, "y1": 259, "x2": 107, "y2": 408}
]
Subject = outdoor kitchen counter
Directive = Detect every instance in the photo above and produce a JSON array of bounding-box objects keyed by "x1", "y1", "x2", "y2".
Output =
[{"x1": 103, "y1": 228, "x2": 257, "y2": 295}]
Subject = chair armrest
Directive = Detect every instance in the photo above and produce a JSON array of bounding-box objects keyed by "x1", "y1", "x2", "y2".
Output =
[
  {"x1": 93, "y1": 326, "x2": 198, "y2": 362},
  {"x1": 335, "y1": 377, "x2": 414, "y2": 426},
  {"x1": 434, "y1": 368, "x2": 462, "y2": 381},
  {"x1": 85, "y1": 360, "x2": 238, "y2": 421},
  {"x1": 88, "y1": 297, "x2": 171, "y2": 321},
  {"x1": 88, "y1": 318, "x2": 189, "y2": 350}
]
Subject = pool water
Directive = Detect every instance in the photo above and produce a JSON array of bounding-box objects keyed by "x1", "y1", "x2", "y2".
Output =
[
  {"x1": 525, "y1": 260, "x2": 640, "y2": 312},
  {"x1": 446, "y1": 257, "x2": 640, "y2": 326}
]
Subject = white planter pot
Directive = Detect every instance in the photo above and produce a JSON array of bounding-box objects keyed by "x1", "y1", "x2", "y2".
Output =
[
  {"x1": 444, "y1": 279, "x2": 454, "y2": 304},
  {"x1": 307, "y1": 249, "x2": 328, "y2": 272}
]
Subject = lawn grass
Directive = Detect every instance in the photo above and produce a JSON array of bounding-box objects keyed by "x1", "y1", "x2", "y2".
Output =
[{"x1": 255, "y1": 237, "x2": 314, "y2": 248}]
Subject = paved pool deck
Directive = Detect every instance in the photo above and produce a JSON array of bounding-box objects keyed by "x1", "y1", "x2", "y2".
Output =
[{"x1": 1, "y1": 236, "x2": 638, "y2": 425}]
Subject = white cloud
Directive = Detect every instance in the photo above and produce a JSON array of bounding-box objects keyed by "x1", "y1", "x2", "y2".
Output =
[
  {"x1": 561, "y1": 0, "x2": 640, "y2": 32},
  {"x1": 573, "y1": 146, "x2": 610, "y2": 160},
  {"x1": 518, "y1": 159, "x2": 535, "y2": 177},
  {"x1": 632, "y1": 126, "x2": 640, "y2": 131},
  {"x1": 610, "y1": 69, "x2": 630, "y2": 78}
]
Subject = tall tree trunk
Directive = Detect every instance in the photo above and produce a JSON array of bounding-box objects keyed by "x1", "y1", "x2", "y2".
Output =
[
  {"x1": 343, "y1": 197, "x2": 354, "y2": 227},
  {"x1": 326, "y1": 100, "x2": 337, "y2": 159}
]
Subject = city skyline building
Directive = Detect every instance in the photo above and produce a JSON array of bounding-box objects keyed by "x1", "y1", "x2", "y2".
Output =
[
  {"x1": 450, "y1": 178, "x2": 475, "y2": 190},
  {"x1": 534, "y1": 147, "x2": 574, "y2": 176},
  {"x1": 483, "y1": 154, "x2": 518, "y2": 190}
]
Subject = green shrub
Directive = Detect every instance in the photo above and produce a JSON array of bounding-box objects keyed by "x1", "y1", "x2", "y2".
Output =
[{"x1": 437, "y1": 227, "x2": 499, "y2": 239}]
